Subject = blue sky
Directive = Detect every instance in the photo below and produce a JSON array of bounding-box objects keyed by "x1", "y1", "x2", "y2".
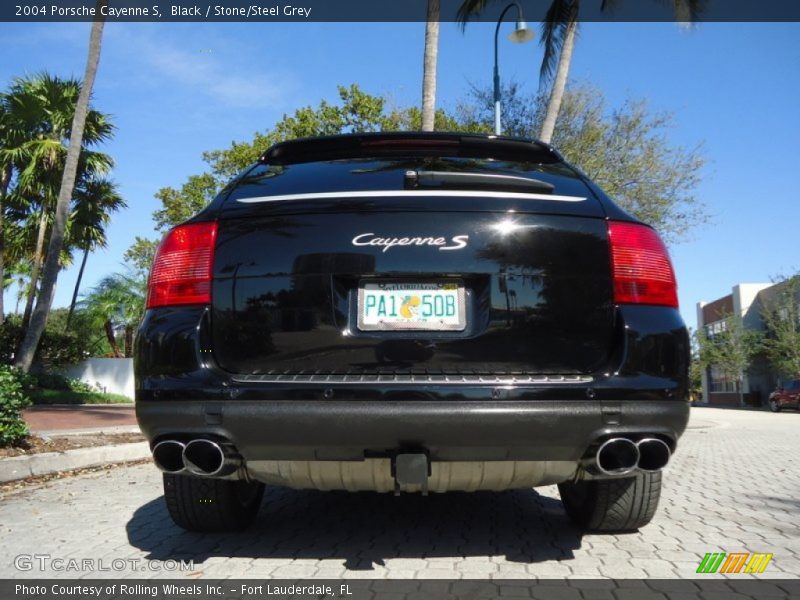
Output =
[{"x1": 0, "y1": 21, "x2": 798, "y2": 330}]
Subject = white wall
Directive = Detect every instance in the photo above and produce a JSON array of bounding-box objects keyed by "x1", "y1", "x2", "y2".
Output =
[
  {"x1": 733, "y1": 283, "x2": 771, "y2": 327},
  {"x1": 63, "y1": 358, "x2": 134, "y2": 400}
]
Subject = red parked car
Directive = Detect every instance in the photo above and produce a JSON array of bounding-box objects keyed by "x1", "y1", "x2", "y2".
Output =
[{"x1": 769, "y1": 380, "x2": 800, "y2": 412}]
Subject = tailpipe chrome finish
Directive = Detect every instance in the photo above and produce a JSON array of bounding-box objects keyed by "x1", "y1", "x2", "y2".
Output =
[
  {"x1": 595, "y1": 438, "x2": 640, "y2": 476},
  {"x1": 636, "y1": 438, "x2": 671, "y2": 472},
  {"x1": 152, "y1": 440, "x2": 186, "y2": 474},
  {"x1": 182, "y1": 439, "x2": 241, "y2": 477}
]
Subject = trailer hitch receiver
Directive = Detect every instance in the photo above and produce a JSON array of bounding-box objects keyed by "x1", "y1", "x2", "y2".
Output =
[{"x1": 393, "y1": 453, "x2": 430, "y2": 495}]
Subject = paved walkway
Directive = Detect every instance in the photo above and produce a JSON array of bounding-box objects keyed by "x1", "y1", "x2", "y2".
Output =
[
  {"x1": 1, "y1": 407, "x2": 799, "y2": 580},
  {"x1": 23, "y1": 404, "x2": 138, "y2": 433}
]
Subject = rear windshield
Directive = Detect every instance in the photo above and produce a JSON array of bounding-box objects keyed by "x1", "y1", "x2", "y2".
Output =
[{"x1": 224, "y1": 157, "x2": 594, "y2": 205}]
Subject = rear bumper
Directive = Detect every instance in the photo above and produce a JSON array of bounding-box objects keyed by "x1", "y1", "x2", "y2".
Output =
[{"x1": 136, "y1": 398, "x2": 689, "y2": 462}]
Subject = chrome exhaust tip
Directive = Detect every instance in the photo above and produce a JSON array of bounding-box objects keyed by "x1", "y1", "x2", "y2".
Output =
[
  {"x1": 636, "y1": 438, "x2": 671, "y2": 472},
  {"x1": 596, "y1": 438, "x2": 640, "y2": 476},
  {"x1": 182, "y1": 439, "x2": 240, "y2": 477},
  {"x1": 152, "y1": 440, "x2": 186, "y2": 474}
]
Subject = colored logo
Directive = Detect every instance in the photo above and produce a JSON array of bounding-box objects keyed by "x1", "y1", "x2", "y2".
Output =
[
  {"x1": 399, "y1": 296, "x2": 421, "y2": 319},
  {"x1": 696, "y1": 552, "x2": 773, "y2": 574}
]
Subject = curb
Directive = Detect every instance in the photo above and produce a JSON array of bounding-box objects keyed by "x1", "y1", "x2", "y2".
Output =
[
  {"x1": 25, "y1": 403, "x2": 135, "y2": 408},
  {"x1": 0, "y1": 442, "x2": 150, "y2": 483},
  {"x1": 36, "y1": 425, "x2": 142, "y2": 436}
]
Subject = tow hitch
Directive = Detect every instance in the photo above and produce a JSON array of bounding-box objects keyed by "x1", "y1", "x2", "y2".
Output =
[{"x1": 392, "y1": 453, "x2": 430, "y2": 495}]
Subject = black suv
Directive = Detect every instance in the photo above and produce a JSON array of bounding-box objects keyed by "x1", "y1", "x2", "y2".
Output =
[{"x1": 136, "y1": 133, "x2": 689, "y2": 533}]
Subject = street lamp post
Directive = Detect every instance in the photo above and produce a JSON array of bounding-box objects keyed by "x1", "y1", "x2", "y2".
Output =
[{"x1": 493, "y1": 2, "x2": 534, "y2": 135}]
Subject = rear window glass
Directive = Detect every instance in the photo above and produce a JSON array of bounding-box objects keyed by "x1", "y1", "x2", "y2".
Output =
[{"x1": 224, "y1": 157, "x2": 594, "y2": 205}]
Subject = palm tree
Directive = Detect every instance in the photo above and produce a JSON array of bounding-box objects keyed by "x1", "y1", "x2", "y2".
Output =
[
  {"x1": 421, "y1": 0, "x2": 441, "y2": 131},
  {"x1": 16, "y1": 3, "x2": 107, "y2": 373},
  {"x1": 10, "y1": 263, "x2": 31, "y2": 315},
  {"x1": 537, "y1": 1, "x2": 579, "y2": 143},
  {"x1": 65, "y1": 178, "x2": 125, "y2": 327},
  {"x1": 0, "y1": 97, "x2": 10, "y2": 325},
  {"x1": 1, "y1": 74, "x2": 113, "y2": 328},
  {"x1": 80, "y1": 272, "x2": 145, "y2": 358},
  {"x1": 457, "y1": 0, "x2": 705, "y2": 143},
  {"x1": 0, "y1": 213, "x2": 32, "y2": 315}
]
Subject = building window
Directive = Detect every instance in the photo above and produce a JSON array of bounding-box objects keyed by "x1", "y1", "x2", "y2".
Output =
[
  {"x1": 708, "y1": 365, "x2": 737, "y2": 393},
  {"x1": 704, "y1": 319, "x2": 728, "y2": 340}
]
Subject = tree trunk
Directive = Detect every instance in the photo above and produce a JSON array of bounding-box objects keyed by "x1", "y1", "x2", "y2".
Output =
[
  {"x1": 0, "y1": 164, "x2": 10, "y2": 326},
  {"x1": 104, "y1": 319, "x2": 121, "y2": 357},
  {"x1": 21, "y1": 205, "x2": 49, "y2": 328},
  {"x1": 421, "y1": 0, "x2": 440, "y2": 132},
  {"x1": 15, "y1": 274, "x2": 26, "y2": 313},
  {"x1": 539, "y1": 19, "x2": 577, "y2": 144},
  {"x1": 738, "y1": 376, "x2": 745, "y2": 407},
  {"x1": 66, "y1": 245, "x2": 90, "y2": 329},
  {"x1": 124, "y1": 325, "x2": 133, "y2": 358},
  {"x1": 15, "y1": 6, "x2": 105, "y2": 373}
]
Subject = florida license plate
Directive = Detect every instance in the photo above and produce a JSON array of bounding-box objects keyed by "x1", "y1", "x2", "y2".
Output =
[{"x1": 357, "y1": 281, "x2": 466, "y2": 331}]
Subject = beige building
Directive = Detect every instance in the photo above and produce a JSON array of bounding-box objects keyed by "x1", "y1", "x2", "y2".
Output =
[{"x1": 696, "y1": 282, "x2": 781, "y2": 406}]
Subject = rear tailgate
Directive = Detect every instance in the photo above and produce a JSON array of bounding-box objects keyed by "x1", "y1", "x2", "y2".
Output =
[{"x1": 210, "y1": 154, "x2": 616, "y2": 378}]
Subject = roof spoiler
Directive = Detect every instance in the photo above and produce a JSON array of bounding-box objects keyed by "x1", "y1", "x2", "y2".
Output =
[{"x1": 259, "y1": 132, "x2": 562, "y2": 166}]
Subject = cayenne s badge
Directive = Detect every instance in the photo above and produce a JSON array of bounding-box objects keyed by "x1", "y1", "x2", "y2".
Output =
[{"x1": 351, "y1": 233, "x2": 469, "y2": 252}]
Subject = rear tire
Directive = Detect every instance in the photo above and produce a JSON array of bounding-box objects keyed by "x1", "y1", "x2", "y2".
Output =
[
  {"x1": 558, "y1": 471, "x2": 661, "y2": 532},
  {"x1": 769, "y1": 398, "x2": 781, "y2": 412},
  {"x1": 163, "y1": 474, "x2": 264, "y2": 532}
]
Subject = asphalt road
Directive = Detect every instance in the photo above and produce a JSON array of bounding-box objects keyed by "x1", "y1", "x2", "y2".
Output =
[{"x1": 1, "y1": 407, "x2": 799, "y2": 581}]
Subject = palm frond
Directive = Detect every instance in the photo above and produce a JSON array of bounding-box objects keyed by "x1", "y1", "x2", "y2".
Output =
[
  {"x1": 456, "y1": 0, "x2": 496, "y2": 28},
  {"x1": 539, "y1": 0, "x2": 579, "y2": 89},
  {"x1": 669, "y1": 0, "x2": 708, "y2": 22},
  {"x1": 68, "y1": 178, "x2": 126, "y2": 250},
  {"x1": 80, "y1": 271, "x2": 146, "y2": 328}
]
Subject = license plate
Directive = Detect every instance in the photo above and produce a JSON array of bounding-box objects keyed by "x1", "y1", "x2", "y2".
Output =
[{"x1": 357, "y1": 281, "x2": 466, "y2": 331}]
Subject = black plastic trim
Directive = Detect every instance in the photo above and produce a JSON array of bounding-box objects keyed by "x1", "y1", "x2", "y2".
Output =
[
  {"x1": 136, "y1": 399, "x2": 689, "y2": 462},
  {"x1": 259, "y1": 132, "x2": 560, "y2": 166}
]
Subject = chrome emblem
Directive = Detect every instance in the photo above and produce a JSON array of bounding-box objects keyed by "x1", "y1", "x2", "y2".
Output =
[{"x1": 351, "y1": 233, "x2": 469, "y2": 253}]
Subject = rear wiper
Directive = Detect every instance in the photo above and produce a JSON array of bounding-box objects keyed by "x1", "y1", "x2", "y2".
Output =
[{"x1": 404, "y1": 170, "x2": 555, "y2": 194}]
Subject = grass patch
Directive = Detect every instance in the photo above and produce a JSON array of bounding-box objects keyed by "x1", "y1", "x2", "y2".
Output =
[{"x1": 29, "y1": 389, "x2": 132, "y2": 405}]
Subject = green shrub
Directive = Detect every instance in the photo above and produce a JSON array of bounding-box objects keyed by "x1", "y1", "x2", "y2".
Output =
[
  {"x1": 66, "y1": 378, "x2": 98, "y2": 393},
  {"x1": 0, "y1": 309, "x2": 109, "y2": 367},
  {"x1": 31, "y1": 372, "x2": 98, "y2": 393},
  {"x1": 0, "y1": 364, "x2": 32, "y2": 446},
  {"x1": 33, "y1": 371, "x2": 72, "y2": 390}
]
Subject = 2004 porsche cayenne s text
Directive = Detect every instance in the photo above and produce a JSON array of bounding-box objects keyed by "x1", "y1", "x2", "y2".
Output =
[{"x1": 135, "y1": 132, "x2": 689, "y2": 532}]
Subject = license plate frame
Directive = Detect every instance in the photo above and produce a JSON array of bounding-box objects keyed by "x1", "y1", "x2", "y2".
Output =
[{"x1": 357, "y1": 280, "x2": 466, "y2": 332}]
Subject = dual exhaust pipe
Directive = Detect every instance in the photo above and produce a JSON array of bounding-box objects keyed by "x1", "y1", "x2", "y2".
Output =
[
  {"x1": 152, "y1": 439, "x2": 241, "y2": 477},
  {"x1": 155, "y1": 436, "x2": 669, "y2": 479},
  {"x1": 592, "y1": 437, "x2": 671, "y2": 476}
]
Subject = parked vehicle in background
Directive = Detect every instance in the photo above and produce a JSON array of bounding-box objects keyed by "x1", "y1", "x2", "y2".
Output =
[
  {"x1": 769, "y1": 380, "x2": 800, "y2": 412},
  {"x1": 135, "y1": 133, "x2": 690, "y2": 534}
]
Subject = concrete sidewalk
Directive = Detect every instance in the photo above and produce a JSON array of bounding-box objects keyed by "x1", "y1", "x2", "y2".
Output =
[
  {"x1": 1, "y1": 404, "x2": 145, "y2": 483},
  {"x1": 23, "y1": 404, "x2": 138, "y2": 434}
]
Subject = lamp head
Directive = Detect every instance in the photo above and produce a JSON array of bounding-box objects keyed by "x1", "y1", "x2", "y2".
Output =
[{"x1": 508, "y1": 20, "x2": 534, "y2": 43}]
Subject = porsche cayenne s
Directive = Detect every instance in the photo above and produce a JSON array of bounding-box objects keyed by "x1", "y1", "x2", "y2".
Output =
[{"x1": 135, "y1": 132, "x2": 690, "y2": 532}]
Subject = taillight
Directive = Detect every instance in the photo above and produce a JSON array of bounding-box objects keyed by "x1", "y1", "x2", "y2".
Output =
[
  {"x1": 608, "y1": 221, "x2": 678, "y2": 308},
  {"x1": 146, "y1": 222, "x2": 218, "y2": 309}
]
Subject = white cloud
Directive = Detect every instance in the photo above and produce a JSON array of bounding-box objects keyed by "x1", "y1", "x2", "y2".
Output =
[{"x1": 106, "y1": 24, "x2": 294, "y2": 109}]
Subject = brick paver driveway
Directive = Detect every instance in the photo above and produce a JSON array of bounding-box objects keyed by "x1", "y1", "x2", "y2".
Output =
[{"x1": 1, "y1": 407, "x2": 799, "y2": 580}]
